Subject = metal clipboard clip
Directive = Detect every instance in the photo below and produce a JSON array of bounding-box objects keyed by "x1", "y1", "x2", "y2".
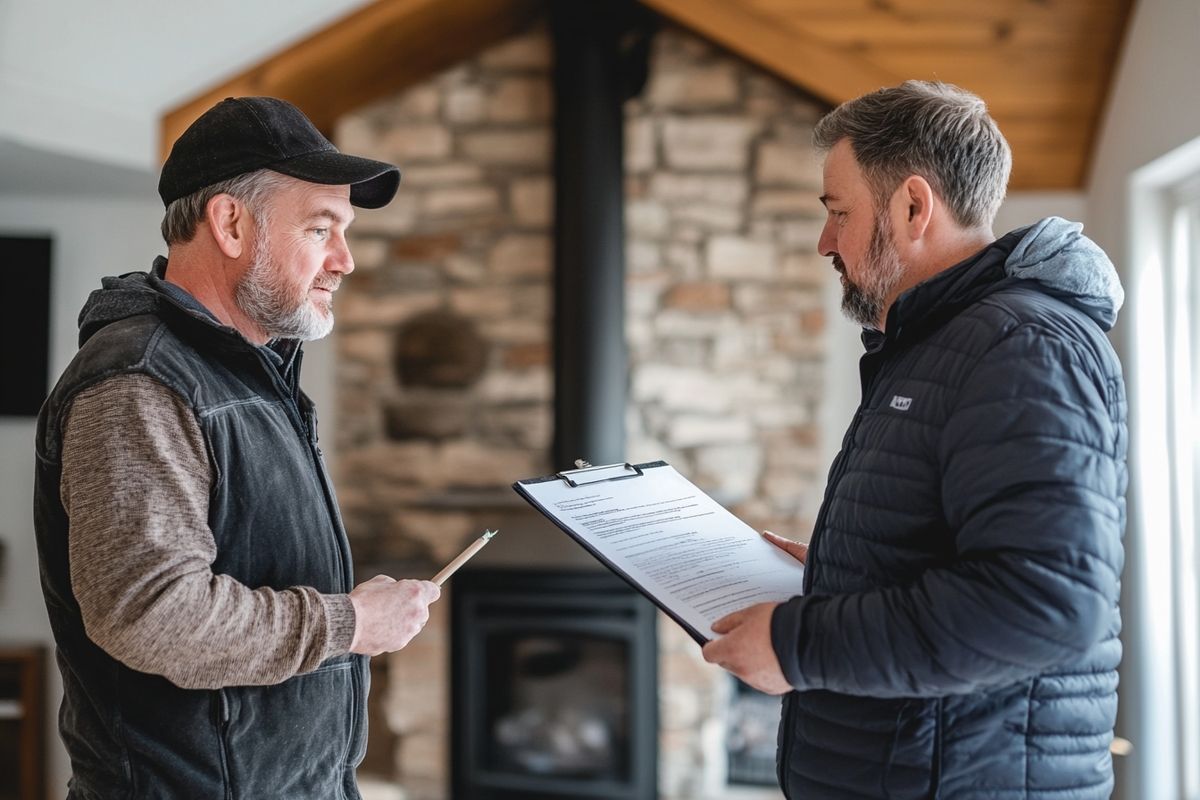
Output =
[{"x1": 557, "y1": 460, "x2": 645, "y2": 488}]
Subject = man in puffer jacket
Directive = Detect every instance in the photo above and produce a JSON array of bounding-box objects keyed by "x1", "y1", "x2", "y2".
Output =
[{"x1": 702, "y1": 81, "x2": 1127, "y2": 799}]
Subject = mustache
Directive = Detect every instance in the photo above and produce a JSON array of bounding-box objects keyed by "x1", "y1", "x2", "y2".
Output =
[
  {"x1": 832, "y1": 255, "x2": 845, "y2": 272},
  {"x1": 312, "y1": 276, "x2": 342, "y2": 292}
]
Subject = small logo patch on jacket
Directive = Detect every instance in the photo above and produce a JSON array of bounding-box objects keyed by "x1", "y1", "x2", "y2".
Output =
[{"x1": 889, "y1": 395, "x2": 913, "y2": 411}]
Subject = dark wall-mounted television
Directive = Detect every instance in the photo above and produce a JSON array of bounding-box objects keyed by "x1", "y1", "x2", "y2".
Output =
[{"x1": 0, "y1": 235, "x2": 52, "y2": 417}]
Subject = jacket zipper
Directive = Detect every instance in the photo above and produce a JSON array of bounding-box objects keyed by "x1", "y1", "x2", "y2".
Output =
[
  {"x1": 802, "y1": 407, "x2": 863, "y2": 595},
  {"x1": 778, "y1": 691, "x2": 794, "y2": 794},
  {"x1": 312, "y1": 444, "x2": 353, "y2": 591},
  {"x1": 805, "y1": 344, "x2": 889, "y2": 592},
  {"x1": 782, "y1": 346, "x2": 887, "y2": 791},
  {"x1": 778, "y1": 406, "x2": 864, "y2": 795}
]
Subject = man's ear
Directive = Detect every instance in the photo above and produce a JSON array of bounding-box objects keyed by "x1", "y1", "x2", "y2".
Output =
[
  {"x1": 205, "y1": 194, "x2": 252, "y2": 259},
  {"x1": 896, "y1": 175, "x2": 934, "y2": 241}
]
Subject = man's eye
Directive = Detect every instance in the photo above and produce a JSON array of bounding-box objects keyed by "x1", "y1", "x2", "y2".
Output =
[{"x1": 312, "y1": 228, "x2": 330, "y2": 240}]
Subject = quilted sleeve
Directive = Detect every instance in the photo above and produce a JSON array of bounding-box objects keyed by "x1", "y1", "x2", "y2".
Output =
[{"x1": 771, "y1": 323, "x2": 1126, "y2": 697}]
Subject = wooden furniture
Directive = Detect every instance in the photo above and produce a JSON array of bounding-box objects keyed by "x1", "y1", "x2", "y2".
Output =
[{"x1": 0, "y1": 646, "x2": 44, "y2": 800}]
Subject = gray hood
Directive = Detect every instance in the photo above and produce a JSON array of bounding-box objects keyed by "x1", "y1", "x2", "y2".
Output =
[{"x1": 1004, "y1": 216, "x2": 1124, "y2": 330}]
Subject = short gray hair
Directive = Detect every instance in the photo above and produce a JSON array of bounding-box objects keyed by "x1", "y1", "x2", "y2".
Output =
[
  {"x1": 813, "y1": 81, "x2": 1011, "y2": 229},
  {"x1": 160, "y1": 169, "x2": 292, "y2": 245}
]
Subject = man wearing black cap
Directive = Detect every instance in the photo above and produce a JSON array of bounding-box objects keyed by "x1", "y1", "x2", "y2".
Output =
[{"x1": 33, "y1": 97, "x2": 438, "y2": 799}]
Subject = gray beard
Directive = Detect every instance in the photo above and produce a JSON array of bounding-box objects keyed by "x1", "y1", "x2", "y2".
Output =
[
  {"x1": 840, "y1": 213, "x2": 906, "y2": 330},
  {"x1": 234, "y1": 228, "x2": 335, "y2": 342}
]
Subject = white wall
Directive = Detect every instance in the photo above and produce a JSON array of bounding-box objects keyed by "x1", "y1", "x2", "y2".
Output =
[
  {"x1": 993, "y1": 190, "x2": 1088, "y2": 235},
  {"x1": 1083, "y1": 1, "x2": 1200, "y2": 798},
  {"x1": 0, "y1": 0, "x2": 374, "y2": 171},
  {"x1": 1088, "y1": 0, "x2": 1200, "y2": 271}
]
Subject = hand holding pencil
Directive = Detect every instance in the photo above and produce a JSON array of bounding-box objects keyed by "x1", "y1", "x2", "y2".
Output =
[
  {"x1": 432, "y1": 529, "x2": 498, "y2": 585},
  {"x1": 344, "y1": 529, "x2": 498, "y2": 657},
  {"x1": 347, "y1": 576, "x2": 441, "y2": 656}
]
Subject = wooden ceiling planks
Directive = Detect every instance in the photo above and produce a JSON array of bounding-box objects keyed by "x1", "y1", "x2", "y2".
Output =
[
  {"x1": 160, "y1": 0, "x2": 1134, "y2": 189},
  {"x1": 633, "y1": 0, "x2": 906, "y2": 106},
  {"x1": 642, "y1": 0, "x2": 1135, "y2": 189},
  {"x1": 159, "y1": 0, "x2": 541, "y2": 162}
]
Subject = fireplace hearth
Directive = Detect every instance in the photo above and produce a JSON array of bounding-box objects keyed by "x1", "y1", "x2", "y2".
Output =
[{"x1": 451, "y1": 569, "x2": 658, "y2": 799}]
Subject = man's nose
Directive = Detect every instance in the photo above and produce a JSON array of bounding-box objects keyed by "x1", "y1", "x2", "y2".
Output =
[
  {"x1": 817, "y1": 217, "x2": 838, "y2": 258},
  {"x1": 329, "y1": 234, "x2": 355, "y2": 275}
]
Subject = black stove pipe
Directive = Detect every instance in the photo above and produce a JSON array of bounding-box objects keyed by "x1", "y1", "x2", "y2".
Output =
[{"x1": 549, "y1": 0, "x2": 653, "y2": 471}]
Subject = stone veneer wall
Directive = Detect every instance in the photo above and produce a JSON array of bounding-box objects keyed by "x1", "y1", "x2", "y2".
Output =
[
  {"x1": 624, "y1": 28, "x2": 827, "y2": 800},
  {"x1": 333, "y1": 21, "x2": 827, "y2": 800},
  {"x1": 333, "y1": 28, "x2": 556, "y2": 800},
  {"x1": 625, "y1": 31, "x2": 828, "y2": 532}
]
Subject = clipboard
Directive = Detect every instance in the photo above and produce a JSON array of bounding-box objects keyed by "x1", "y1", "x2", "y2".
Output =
[{"x1": 513, "y1": 460, "x2": 805, "y2": 645}]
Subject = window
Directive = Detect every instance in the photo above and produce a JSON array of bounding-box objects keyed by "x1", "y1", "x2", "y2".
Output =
[{"x1": 1129, "y1": 136, "x2": 1200, "y2": 800}]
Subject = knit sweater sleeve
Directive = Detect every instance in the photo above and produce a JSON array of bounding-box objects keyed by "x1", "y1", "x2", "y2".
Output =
[{"x1": 60, "y1": 374, "x2": 357, "y2": 690}]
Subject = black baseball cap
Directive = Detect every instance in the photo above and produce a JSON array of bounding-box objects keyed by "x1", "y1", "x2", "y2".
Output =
[{"x1": 158, "y1": 96, "x2": 400, "y2": 209}]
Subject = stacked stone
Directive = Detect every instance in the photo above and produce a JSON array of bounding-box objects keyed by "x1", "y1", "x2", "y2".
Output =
[
  {"x1": 625, "y1": 28, "x2": 828, "y2": 542},
  {"x1": 333, "y1": 29, "x2": 555, "y2": 800},
  {"x1": 333, "y1": 29, "x2": 555, "y2": 574},
  {"x1": 626, "y1": 29, "x2": 827, "y2": 800},
  {"x1": 334, "y1": 21, "x2": 828, "y2": 800}
]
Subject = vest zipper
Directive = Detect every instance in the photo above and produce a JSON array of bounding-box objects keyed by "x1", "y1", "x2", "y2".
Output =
[
  {"x1": 255, "y1": 350, "x2": 353, "y2": 593},
  {"x1": 307, "y1": 433, "x2": 352, "y2": 591},
  {"x1": 258, "y1": 350, "x2": 363, "y2": 777},
  {"x1": 216, "y1": 689, "x2": 233, "y2": 800},
  {"x1": 931, "y1": 697, "x2": 944, "y2": 798}
]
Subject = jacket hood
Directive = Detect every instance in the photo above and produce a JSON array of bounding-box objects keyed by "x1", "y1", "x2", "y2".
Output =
[
  {"x1": 77, "y1": 270, "x2": 164, "y2": 346},
  {"x1": 1004, "y1": 216, "x2": 1124, "y2": 330},
  {"x1": 77, "y1": 258, "x2": 232, "y2": 348}
]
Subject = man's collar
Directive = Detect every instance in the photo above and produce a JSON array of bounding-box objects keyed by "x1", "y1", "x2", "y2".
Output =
[
  {"x1": 152, "y1": 256, "x2": 221, "y2": 325},
  {"x1": 865, "y1": 234, "x2": 1017, "y2": 347},
  {"x1": 149, "y1": 256, "x2": 305, "y2": 370}
]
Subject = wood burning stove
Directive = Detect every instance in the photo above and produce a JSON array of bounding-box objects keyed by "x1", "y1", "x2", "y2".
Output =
[{"x1": 451, "y1": 569, "x2": 658, "y2": 799}]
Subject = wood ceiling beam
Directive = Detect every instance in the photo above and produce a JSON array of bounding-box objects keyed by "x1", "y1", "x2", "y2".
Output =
[
  {"x1": 641, "y1": 0, "x2": 1133, "y2": 190},
  {"x1": 639, "y1": 0, "x2": 903, "y2": 106},
  {"x1": 160, "y1": 0, "x2": 542, "y2": 162}
]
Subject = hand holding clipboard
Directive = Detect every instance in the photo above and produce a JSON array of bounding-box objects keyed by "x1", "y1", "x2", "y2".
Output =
[{"x1": 513, "y1": 461, "x2": 806, "y2": 643}]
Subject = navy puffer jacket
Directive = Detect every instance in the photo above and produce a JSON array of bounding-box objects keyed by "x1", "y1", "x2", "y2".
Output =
[{"x1": 771, "y1": 218, "x2": 1127, "y2": 799}]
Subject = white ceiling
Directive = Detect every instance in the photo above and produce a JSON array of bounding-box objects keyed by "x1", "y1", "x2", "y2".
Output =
[
  {"x1": 0, "y1": 138, "x2": 157, "y2": 197},
  {"x1": 0, "y1": 0, "x2": 373, "y2": 193}
]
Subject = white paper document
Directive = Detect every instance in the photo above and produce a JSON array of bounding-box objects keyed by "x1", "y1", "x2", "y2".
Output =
[{"x1": 513, "y1": 461, "x2": 806, "y2": 643}]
